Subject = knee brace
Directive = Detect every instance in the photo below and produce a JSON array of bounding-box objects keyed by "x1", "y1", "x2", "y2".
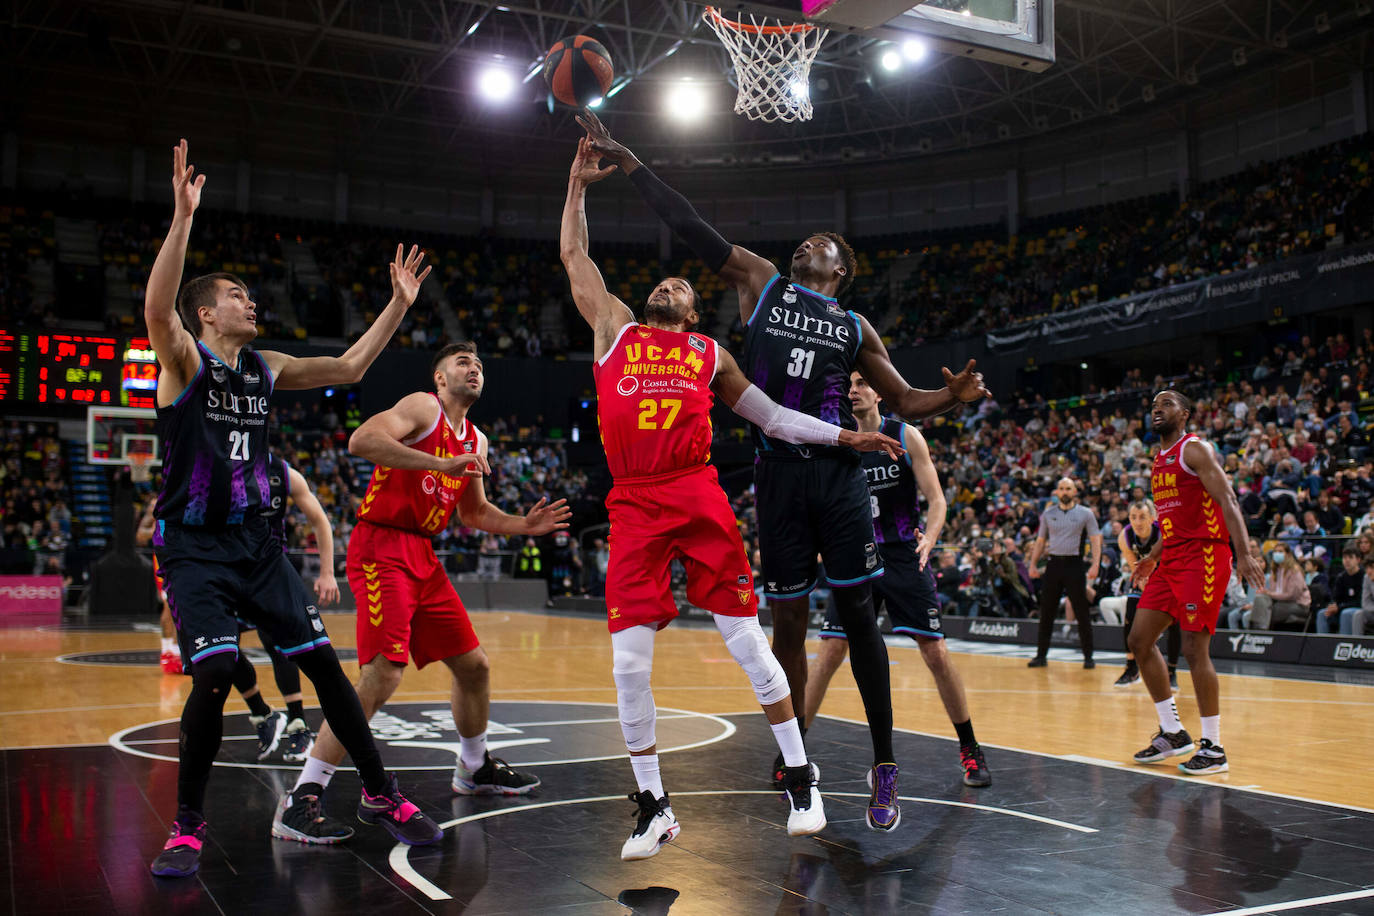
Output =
[
  {"x1": 612, "y1": 634, "x2": 656, "y2": 752},
  {"x1": 717, "y1": 615, "x2": 790, "y2": 707}
]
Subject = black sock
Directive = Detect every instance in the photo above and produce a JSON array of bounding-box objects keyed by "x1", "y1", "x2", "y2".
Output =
[
  {"x1": 954, "y1": 719, "x2": 976, "y2": 748},
  {"x1": 286, "y1": 699, "x2": 305, "y2": 723},
  {"x1": 293, "y1": 645, "x2": 388, "y2": 796},
  {"x1": 177, "y1": 653, "x2": 237, "y2": 814},
  {"x1": 832, "y1": 584, "x2": 894, "y2": 764},
  {"x1": 244, "y1": 692, "x2": 271, "y2": 718}
]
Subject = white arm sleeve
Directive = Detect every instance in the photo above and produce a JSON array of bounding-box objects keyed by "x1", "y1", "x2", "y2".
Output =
[{"x1": 732, "y1": 384, "x2": 841, "y2": 447}]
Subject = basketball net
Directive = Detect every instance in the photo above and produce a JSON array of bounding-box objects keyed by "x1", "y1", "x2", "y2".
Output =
[
  {"x1": 128, "y1": 452, "x2": 152, "y2": 484},
  {"x1": 704, "y1": 6, "x2": 828, "y2": 123}
]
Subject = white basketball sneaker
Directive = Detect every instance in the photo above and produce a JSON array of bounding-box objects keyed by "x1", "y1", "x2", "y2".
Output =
[
  {"x1": 621, "y1": 790, "x2": 680, "y2": 861},
  {"x1": 782, "y1": 762, "x2": 826, "y2": 836}
]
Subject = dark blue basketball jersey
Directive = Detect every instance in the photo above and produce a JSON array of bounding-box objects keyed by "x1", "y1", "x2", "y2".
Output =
[
  {"x1": 743, "y1": 273, "x2": 862, "y2": 457},
  {"x1": 1124, "y1": 521, "x2": 1160, "y2": 555},
  {"x1": 259, "y1": 456, "x2": 290, "y2": 552},
  {"x1": 862, "y1": 417, "x2": 921, "y2": 544},
  {"x1": 155, "y1": 342, "x2": 274, "y2": 528}
]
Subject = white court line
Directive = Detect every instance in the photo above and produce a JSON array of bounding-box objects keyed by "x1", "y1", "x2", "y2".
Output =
[
  {"x1": 106, "y1": 704, "x2": 736, "y2": 771},
  {"x1": 389, "y1": 790, "x2": 1098, "y2": 902},
  {"x1": 1203, "y1": 888, "x2": 1374, "y2": 915}
]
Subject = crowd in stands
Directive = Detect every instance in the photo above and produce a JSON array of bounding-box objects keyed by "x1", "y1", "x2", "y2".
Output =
[
  {"x1": 10, "y1": 138, "x2": 1366, "y2": 355},
  {"x1": 0, "y1": 421, "x2": 73, "y2": 578}
]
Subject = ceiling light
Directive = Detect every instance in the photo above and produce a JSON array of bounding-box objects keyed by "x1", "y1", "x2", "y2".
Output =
[
  {"x1": 478, "y1": 66, "x2": 515, "y2": 102},
  {"x1": 880, "y1": 49, "x2": 902, "y2": 71},
  {"x1": 666, "y1": 80, "x2": 707, "y2": 122},
  {"x1": 902, "y1": 38, "x2": 926, "y2": 62}
]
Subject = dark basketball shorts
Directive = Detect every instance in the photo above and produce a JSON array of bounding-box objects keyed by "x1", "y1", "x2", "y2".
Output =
[
  {"x1": 154, "y1": 517, "x2": 329, "y2": 672},
  {"x1": 755, "y1": 453, "x2": 884, "y2": 600},
  {"x1": 820, "y1": 541, "x2": 943, "y2": 640}
]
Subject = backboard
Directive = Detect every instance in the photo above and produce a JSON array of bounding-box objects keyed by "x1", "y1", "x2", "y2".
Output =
[
  {"x1": 729, "y1": 0, "x2": 1054, "y2": 71},
  {"x1": 88, "y1": 407, "x2": 161, "y2": 467}
]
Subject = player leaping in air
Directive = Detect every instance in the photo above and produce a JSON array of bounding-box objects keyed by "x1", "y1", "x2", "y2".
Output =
[
  {"x1": 563, "y1": 137, "x2": 904, "y2": 858},
  {"x1": 580, "y1": 112, "x2": 988, "y2": 831}
]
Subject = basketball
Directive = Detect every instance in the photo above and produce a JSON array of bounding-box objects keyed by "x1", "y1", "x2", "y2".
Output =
[{"x1": 542, "y1": 34, "x2": 614, "y2": 107}]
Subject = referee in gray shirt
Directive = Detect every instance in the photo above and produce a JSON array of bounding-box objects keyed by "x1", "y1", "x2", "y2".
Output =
[{"x1": 1026, "y1": 477, "x2": 1103, "y2": 668}]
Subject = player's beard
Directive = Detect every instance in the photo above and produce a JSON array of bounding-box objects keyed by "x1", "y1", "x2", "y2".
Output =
[{"x1": 643, "y1": 298, "x2": 679, "y2": 325}]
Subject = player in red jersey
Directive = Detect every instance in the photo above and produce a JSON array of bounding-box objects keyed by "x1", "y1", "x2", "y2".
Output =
[
  {"x1": 272, "y1": 341, "x2": 571, "y2": 844},
  {"x1": 1128, "y1": 390, "x2": 1263, "y2": 776},
  {"x1": 562, "y1": 138, "x2": 903, "y2": 859}
]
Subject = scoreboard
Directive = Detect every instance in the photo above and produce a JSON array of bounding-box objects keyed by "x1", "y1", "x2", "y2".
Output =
[{"x1": 0, "y1": 329, "x2": 159, "y2": 408}]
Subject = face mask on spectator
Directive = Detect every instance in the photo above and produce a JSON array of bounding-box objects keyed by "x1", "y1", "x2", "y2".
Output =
[{"x1": 1270, "y1": 551, "x2": 1285, "y2": 564}]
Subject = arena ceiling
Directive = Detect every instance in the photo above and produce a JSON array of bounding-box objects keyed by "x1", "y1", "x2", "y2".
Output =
[{"x1": 4, "y1": 1, "x2": 1371, "y2": 181}]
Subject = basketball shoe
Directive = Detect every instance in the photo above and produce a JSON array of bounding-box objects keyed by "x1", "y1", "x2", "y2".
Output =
[
  {"x1": 866, "y1": 763, "x2": 901, "y2": 831},
  {"x1": 781, "y1": 763, "x2": 825, "y2": 836},
  {"x1": 1178, "y1": 739, "x2": 1228, "y2": 775},
  {"x1": 280, "y1": 719, "x2": 315, "y2": 763},
  {"x1": 621, "y1": 790, "x2": 679, "y2": 861},
  {"x1": 960, "y1": 743, "x2": 992, "y2": 787},
  {"x1": 150, "y1": 811, "x2": 206, "y2": 878},
  {"x1": 357, "y1": 774, "x2": 443, "y2": 846},
  {"x1": 159, "y1": 650, "x2": 183, "y2": 675},
  {"x1": 252, "y1": 711, "x2": 288, "y2": 760},
  {"x1": 1132, "y1": 728, "x2": 1194, "y2": 763},
  {"x1": 770, "y1": 751, "x2": 786, "y2": 790},
  {"x1": 1113, "y1": 660, "x2": 1139, "y2": 688},
  {"x1": 452, "y1": 752, "x2": 540, "y2": 795},
  {"x1": 272, "y1": 782, "x2": 354, "y2": 845}
]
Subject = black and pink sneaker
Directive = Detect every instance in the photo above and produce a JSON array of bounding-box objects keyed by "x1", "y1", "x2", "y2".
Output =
[
  {"x1": 150, "y1": 813, "x2": 207, "y2": 877},
  {"x1": 357, "y1": 774, "x2": 443, "y2": 846}
]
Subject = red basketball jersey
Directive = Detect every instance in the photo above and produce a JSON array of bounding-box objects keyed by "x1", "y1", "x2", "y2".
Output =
[
  {"x1": 593, "y1": 323, "x2": 718, "y2": 481},
  {"x1": 357, "y1": 393, "x2": 479, "y2": 535},
  {"x1": 1151, "y1": 433, "x2": 1225, "y2": 544}
]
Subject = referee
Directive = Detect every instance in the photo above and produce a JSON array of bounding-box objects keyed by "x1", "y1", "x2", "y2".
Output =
[{"x1": 1026, "y1": 477, "x2": 1103, "y2": 668}]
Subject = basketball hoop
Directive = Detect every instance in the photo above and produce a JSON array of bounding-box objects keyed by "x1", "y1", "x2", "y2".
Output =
[
  {"x1": 129, "y1": 452, "x2": 152, "y2": 485},
  {"x1": 703, "y1": 6, "x2": 829, "y2": 123}
]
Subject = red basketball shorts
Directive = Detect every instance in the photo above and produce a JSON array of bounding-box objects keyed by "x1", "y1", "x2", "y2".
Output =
[
  {"x1": 604, "y1": 464, "x2": 758, "y2": 633},
  {"x1": 346, "y1": 520, "x2": 479, "y2": 668},
  {"x1": 1138, "y1": 539, "x2": 1232, "y2": 633}
]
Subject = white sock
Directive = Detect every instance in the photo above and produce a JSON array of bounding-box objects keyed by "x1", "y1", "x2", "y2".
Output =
[
  {"x1": 1200, "y1": 715, "x2": 1221, "y2": 747},
  {"x1": 1155, "y1": 698, "x2": 1182, "y2": 733},
  {"x1": 294, "y1": 756, "x2": 337, "y2": 791},
  {"x1": 630, "y1": 754, "x2": 665, "y2": 800},
  {"x1": 161, "y1": 637, "x2": 176, "y2": 653},
  {"x1": 770, "y1": 719, "x2": 808, "y2": 768},
  {"x1": 460, "y1": 732, "x2": 487, "y2": 772}
]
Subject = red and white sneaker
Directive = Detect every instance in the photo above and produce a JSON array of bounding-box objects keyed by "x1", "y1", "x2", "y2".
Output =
[{"x1": 160, "y1": 651, "x2": 183, "y2": 675}]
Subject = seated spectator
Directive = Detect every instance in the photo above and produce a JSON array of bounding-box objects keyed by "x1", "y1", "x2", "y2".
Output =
[
  {"x1": 1317, "y1": 546, "x2": 1365, "y2": 635},
  {"x1": 1353, "y1": 557, "x2": 1374, "y2": 637},
  {"x1": 1250, "y1": 544, "x2": 1311, "y2": 630}
]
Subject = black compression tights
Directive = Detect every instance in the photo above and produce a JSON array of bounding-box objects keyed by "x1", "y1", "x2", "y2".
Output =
[
  {"x1": 292, "y1": 645, "x2": 388, "y2": 795},
  {"x1": 832, "y1": 584, "x2": 895, "y2": 764},
  {"x1": 178, "y1": 652, "x2": 238, "y2": 815}
]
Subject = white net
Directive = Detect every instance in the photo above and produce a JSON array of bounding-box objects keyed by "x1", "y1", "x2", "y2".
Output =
[{"x1": 704, "y1": 7, "x2": 829, "y2": 123}]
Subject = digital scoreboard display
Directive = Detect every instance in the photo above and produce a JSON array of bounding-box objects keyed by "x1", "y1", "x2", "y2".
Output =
[{"x1": 0, "y1": 329, "x2": 160, "y2": 407}]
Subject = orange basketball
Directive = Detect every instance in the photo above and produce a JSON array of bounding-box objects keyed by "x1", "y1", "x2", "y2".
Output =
[{"x1": 543, "y1": 35, "x2": 614, "y2": 107}]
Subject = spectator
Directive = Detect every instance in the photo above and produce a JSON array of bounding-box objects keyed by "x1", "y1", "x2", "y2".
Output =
[
  {"x1": 1250, "y1": 544, "x2": 1311, "y2": 630},
  {"x1": 1318, "y1": 547, "x2": 1366, "y2": 635}
]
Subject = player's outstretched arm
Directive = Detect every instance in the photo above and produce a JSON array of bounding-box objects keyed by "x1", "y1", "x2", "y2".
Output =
[
  {"x1": 1187, "y1": 437, "x2": 1265, "y2": 591},
  {"x1": 907, "y1": 425, "x2": 946, "y2": 570},
  {"x1": 287, "y1": 466, "x2": 339, "y2": 605},
  {"x1": 348, "y1": 391, "x2": 489, "y2": 475},
  {"x1": 577, "y1": 110, "x2": 775, "y2": 323},
  {"x1": 147, "y1": 139, "x2": 205, "y2": 403},
  {"x1": 456, "y1": 432, "x2": 572, "y2": 535},
  {"x1": 854, "y1": 314, "x2": 990, "y2": 421},
  {"x1": 261, "y1": 244, "x2": 431, "y2": 390},
  {"x1": 712, "y1": 347, "x2": 904, "y2": 459},
  {"x1": 560, "y1": 137, "x2": 635, "y2": 360}
]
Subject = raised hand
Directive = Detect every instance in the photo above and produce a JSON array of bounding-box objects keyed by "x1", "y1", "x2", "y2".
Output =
[
  {"x1": 576, "y1": 108, "x2": 639, "y2": 170},
  {"x1": 389, "y1": 243, "x2": 432, "y2": 309},
  {"x1": 171, "y1": 139, "x2": 205, "y2": 218},
  {"x1": 570, "y1": 136, "x2": 619, "y2": 185},
  {"x1": 839, "y1": 428, "x2": 906, "y2": 461},
  {"x1": 942, "y1": 359, "x2": 990, "y2": 404},
  {"x1": 524, "y1": 497, "x2": 572, "y2": 535},
  {"x1": 437, "y1": 451, "x2": 490, "y2": 479}
]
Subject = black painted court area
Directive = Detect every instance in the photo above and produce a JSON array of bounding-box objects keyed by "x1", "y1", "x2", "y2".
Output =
[{"x1": 4, "y1": 701, "x2": 1372, "y2": 915}]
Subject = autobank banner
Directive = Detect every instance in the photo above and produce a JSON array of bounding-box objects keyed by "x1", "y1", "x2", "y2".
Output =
[{"x1": 986, "y1": 242, "x2": 1374, "y2": 352}]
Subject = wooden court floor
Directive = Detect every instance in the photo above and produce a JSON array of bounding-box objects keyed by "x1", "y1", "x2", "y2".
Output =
[{"x1": 3, "y1": 609, "x2": 1374, "y2": 915}]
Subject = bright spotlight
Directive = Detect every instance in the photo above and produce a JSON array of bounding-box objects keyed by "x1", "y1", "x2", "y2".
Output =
[
  {"x1": 902, "y1": 38, "x2": 926, "y2": 62},
  {"x1": 666, "y1": 80, "x2": 706, "y2": 122},
  {"x1": 587, "y1": 96, "x2": 604, "y2": 109},
  {"x1": 879, "y1": 49, "x2": 902, "y2": 72},
  {"x1": 477, "y1": 66, "x2": 515, "y2": 102},
  {"x1": 789, "y1": 78, "x2": 809, "y2": 100}
]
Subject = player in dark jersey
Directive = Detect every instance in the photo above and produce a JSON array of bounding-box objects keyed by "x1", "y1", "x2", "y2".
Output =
[
  {"x1": 804, "y1": 372, "x2": 991, "y2": 789},
  {"x1": 229, "y1": 455, "x2": 339, "y2": 763},
  {"x1": 579, "y1": 112, "x2": 989, "y2": 830},
  {"x1": 1112, "y1": 500, "x2": 1181, "y2": 691},
  {"x1": 1128, "y1": 391, "x2": 1263, "y2": 776},
  {"x1": 563, "y1": 138, "x2": 903, "y2": 855},
  {"x1": 145, "y1": 140, "x2": 440, "y2": 879}
]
